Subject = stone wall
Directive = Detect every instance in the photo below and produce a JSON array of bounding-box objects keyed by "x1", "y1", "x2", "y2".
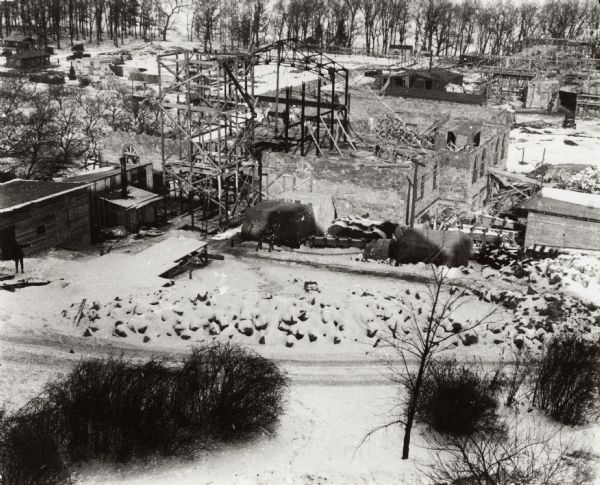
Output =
[{"x1": 263, "y1": 151, "x2": 411, "y2": 220}]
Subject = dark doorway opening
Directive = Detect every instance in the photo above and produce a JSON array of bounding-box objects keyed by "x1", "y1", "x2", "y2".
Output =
[
  {"x1": 559, "y1": 90, "x2": 577, "y2": 116},
  {"x1": 0, "y1": 226, "x2": 15, "y2": 260}
]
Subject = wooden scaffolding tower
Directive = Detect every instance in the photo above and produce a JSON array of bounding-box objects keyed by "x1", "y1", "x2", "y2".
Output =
[
  {"x1": 157, "y1": 49, "x2": 259, "y2": 229},
  {"x1": 157, "y1": 41, "x2": 352, "y2": 230}
]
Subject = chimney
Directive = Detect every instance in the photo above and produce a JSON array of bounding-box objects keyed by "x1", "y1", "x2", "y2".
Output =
[{"x1": 120, "y1": 156, "x2": 128, "y2": 198}]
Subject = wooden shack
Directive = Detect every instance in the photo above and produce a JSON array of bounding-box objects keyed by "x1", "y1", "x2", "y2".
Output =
[
  {"x1": 386, "y1": 68, "x2": 463, "y2": 92},
  {"x1": 520, "y1": 187, "x2": 600, "y2": 251},
  {"x1": 64, "y1": 162, "x2": 154, "y2": 194},
  {"x1": 2, "y1": 34, "x2": 39, "y2": 50},
  {"x1": 7, "y1": 50, "x2": 51, "y2": 70},
  {"x1": 64, "y1": 162, "x2": 159, "y2": 233},
  {"x1": 0, "y1": 180, "x2": 90, "y2": 258},
  {"x1": 96, "y1": 186, "x2": 162, "y2": 231},
  {"x1": 378, "y1": 68, "x2": 485, "y2": 104}
]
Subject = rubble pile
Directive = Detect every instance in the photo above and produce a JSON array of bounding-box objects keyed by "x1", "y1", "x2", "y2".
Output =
[
  {"x1": 471, "y1": 287, "x2": 600, "y2": 350},
  {"x1": 66, "y1": 284, "x2": 494, "y2": 350},
  {"x1": 62, "y1": 260, "x2": 600, "y2": 353}
]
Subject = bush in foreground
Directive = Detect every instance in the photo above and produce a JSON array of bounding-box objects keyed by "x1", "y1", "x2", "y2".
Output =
[
  {"x1": 417, "y1": 359, "x2": 504, "y2": 437},
  {"x1": 0, "y1": 344, "x2": 288, "y2": 485},
  {"x1": 532, "y1": 335, "x2": 600, "y2": 425},
  {"x1": 427, "y1": 417, "x2": 594, "y2": 485}
]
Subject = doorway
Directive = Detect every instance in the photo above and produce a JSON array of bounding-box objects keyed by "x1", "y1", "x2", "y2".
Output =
[{"x1": 0, "y1": 226, "x2": 15, "y2": 260}]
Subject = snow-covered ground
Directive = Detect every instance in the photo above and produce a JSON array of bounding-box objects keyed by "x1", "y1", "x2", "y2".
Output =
[
  {"x1": 4, "y1": 28, "x2": 600, "y2": 482},
  {"x1": 507, "y1": 113, "x2": 600, "y2": 174},
  {"x1": 76, "y1": 384, "x2": 425, "y2": 485}
]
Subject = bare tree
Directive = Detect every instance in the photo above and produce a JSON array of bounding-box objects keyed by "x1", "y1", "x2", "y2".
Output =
[
  {"x1": 360, "y1": 266, "x2": 498, "y2": 460},
  {"x1": 157, "y1": 0, "x2": 188, "y2": 41},
  {"x1": 540, "y1": 0, "x2": 587, "y2": 39}
]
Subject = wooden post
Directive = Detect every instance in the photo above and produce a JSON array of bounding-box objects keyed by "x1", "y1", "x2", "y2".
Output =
[
  {"x1": 330, "y1": 72, "x2": 335, "y2": 150},
  {"x1": 405, "y1": 175, "x2": 412, "y2": 225},
  {"x1": 274, "y1": 45, "x2": 281, "y2": 135},
  {"x1": 284, "y1": 87, "x2": 290, "y2": 151},
  {"x1": 316, "y1": 78, "x2": 321, "y2": 155},
  {"x1": 410, "y1": 161, "x2": 419, "y2": 228},
  {"x1": 343, "y1": 68, "x2": 349, "y2": 141},
  {"x1": 301, "y1": 82, "x2": 306, "y2": 156}
]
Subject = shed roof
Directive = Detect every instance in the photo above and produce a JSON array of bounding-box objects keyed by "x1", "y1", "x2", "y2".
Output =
[
  {"x1": 391, "y1": 68, "x2": 463, "y2": 84},
  {"x1": 14, "y1": 50, "x2": 49, "y2": 59},
  {"x1": 99, "y1": 186, "x2": 162, "y2": 209},
  {"x1": 64, "y1": 162, "x2": 152, "y2": 184},
  {"x1": 0, "y1": 179, "x2": 86, "y2": 213},
  {"x1": 520, "y1": 187, "x2": 600, "y2": 221},
  {"x1": 3, "y1": 33, "x2": 35, "y2": 42}
]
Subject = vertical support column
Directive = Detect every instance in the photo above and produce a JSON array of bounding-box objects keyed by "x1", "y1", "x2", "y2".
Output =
[
  {"x1": 330, "y1": 71, "x2": 335, "y2": 150},
  {"x1": 284, "y1": 87, "x2": 290, "y2": 151},
  {"x1": 158, "y1": 57, "x2": 167, "y2": 216},
  {"x1": 258, "y1": 151, "x2": 262, "y2": 202},
  {"x1": 410, "y1": 161, "x2": 419, "y2": 228},
  {"x1": 185, "y1": 51, "x2": 195, "y2": 229},
  {"x1": 300, "y1": 82, "x2": 306, "y2": 156},
  {"x1": 343, "y1": 68, "x2": 349, "y2": 142},
  {"x1": 217, "y1": 174, "x2": 222, "y2": 222},
  {"x1": 274, "y1": 45, "x2": 281, "y2": 135},
  {"x1": 316, "y1": 77, "x2": 321, "y2": 156},
  {"x1": 405, "y1": 176, "x2": 413, "y2": 226}
]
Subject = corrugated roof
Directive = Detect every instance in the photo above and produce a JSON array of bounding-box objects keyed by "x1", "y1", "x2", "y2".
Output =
[{"x1": 0, "y1": 179, "x2": 86, "y2": 213}]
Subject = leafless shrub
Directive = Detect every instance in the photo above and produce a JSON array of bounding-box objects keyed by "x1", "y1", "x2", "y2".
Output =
[
  {"x1": 532, "y1": 335, "x2": 600, "y2": 425},
  {"x1": 502, "y1": 348, "x2": 535, "y2": 408},
  {"x1": 426, "y1": 418, "x2": 595, "y2": 485},
  {"x1": 417, "y1": 358, "x2": 505, "y2": 437},
  {"x1": 0, "y1": 344, "x2": 288, "y2": 485}
]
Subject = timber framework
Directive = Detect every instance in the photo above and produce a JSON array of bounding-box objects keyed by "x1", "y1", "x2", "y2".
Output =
[{"x1": 157, "y1": 40, "x2": 351, "y2": 231}]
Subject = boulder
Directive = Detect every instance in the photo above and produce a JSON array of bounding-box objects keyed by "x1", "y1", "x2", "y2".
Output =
[{"x1": 461, "y1": 331, "x2": 478, "y2": 346}]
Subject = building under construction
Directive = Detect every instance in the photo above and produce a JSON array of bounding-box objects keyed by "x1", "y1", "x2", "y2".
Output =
[{"x1": 157, "y1": 40, "x2": 351, "y2": 232}]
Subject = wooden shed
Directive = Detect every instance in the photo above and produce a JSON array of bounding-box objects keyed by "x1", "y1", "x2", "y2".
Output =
[
  {"x1": 0, "y1": 180, "x2": 90, "y2": 258},
  {"x1": 96, "y1": 186, "x2": 162, "y2": 232},
  {"x1": 7, "y1": 50, "x2": 51, "y2": 70},
  {"x1": 64, "y1": 162, "x2": 154, "y2": 194},
  {"x1": 520, "y1": 187, "x2": 600, "y2": 251},
  {"x1": 64, "y1": 162, "x2": 158, "y2": 233},
  {"x1": 386, "y1": 68, "x2": 463, "y2": 93},
  {"x1": 2, "y1": 34, "x2": 39, "y2": 50}
]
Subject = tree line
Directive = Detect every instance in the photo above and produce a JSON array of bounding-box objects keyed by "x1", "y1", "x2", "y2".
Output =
[
  {"x1": 0, "y1": 78, "x2": 161, "y2": 180},
  {"x1": 1, "y1": 0, "x2": 599, "y2": 55}
]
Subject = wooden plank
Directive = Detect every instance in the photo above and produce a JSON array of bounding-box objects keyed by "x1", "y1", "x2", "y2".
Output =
[{"x1": 74, "y1": 298, "x2": 87, "y2": 326}]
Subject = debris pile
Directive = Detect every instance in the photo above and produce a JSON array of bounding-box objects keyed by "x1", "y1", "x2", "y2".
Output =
[
  {"x1": 566, "y1": 166, "x2": 600, "y2": 194},
  {"x1": 66, "y1": 283, "x2": 493, "y2": 349}
]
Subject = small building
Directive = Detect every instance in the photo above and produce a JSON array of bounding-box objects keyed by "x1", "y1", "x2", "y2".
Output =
[
  {"x1": 96, "y1": 186, "x2": 163, "y2": 232},
  {"x1": 64, "y1": 162, "x2": 154, "y2": 194},
  {"x1": 0, "y1": 179, "x2": 90, "y2": 258},
  {"x1": 391, "y1": 68, "x2": 463, "y2": 91},
  {"x1": 2, "y1": 34, "x2": 39, "y2": 51},
  {"x1": 389, "y1": 44, "x2": 413, "y2": 57},
  {"x1": 378, "y1": 68, "x2": 486, "y2": 105},
  {"x1": 64, "y1": 162, "x2": 160, "y2": 233},
  {"x1": 520, "y1": 187, "x2": 600, "y2": 251},
  {"x1": 7, "y1": 50, "x2": 51, "y2": 70}
]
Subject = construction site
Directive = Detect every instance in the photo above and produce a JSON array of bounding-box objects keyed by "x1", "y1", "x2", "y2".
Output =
[{"x1": 2, "y1": 27, "x2": 600, "y2": 484}]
